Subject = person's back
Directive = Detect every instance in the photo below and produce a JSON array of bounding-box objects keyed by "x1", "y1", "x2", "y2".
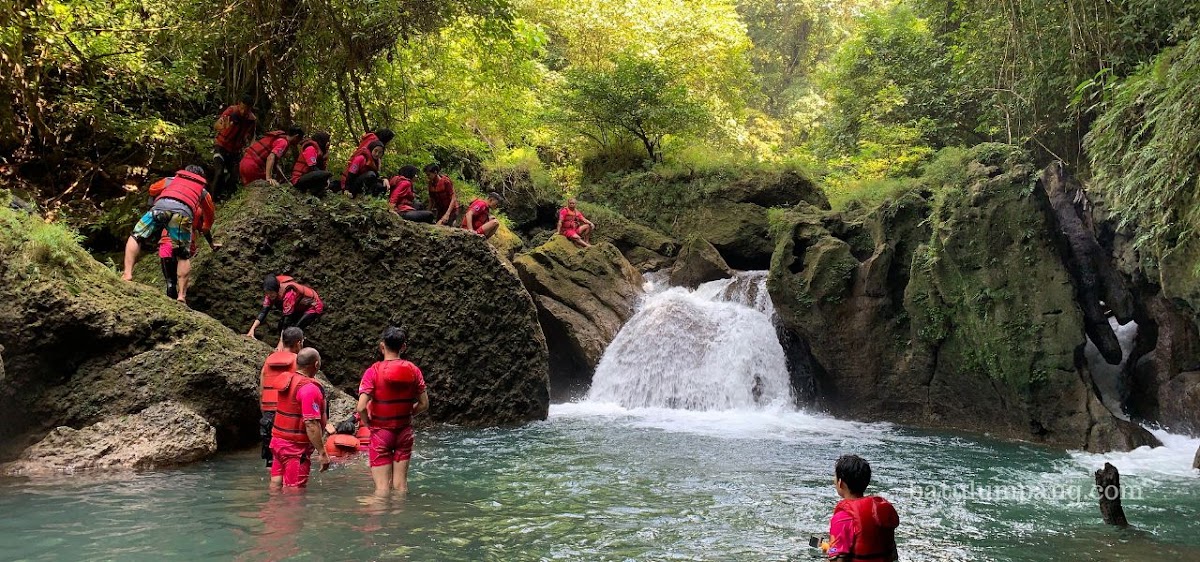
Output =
[
  {"x1": 826, "y1": 454, "x2": 899, "y2": 561},
  {"x1": 357, "y1": 326, "x2": 429, "y2": 496}
]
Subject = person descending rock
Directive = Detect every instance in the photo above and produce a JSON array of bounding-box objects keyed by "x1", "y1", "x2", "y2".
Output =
[
  {"x1": 247, "y1": 274, "x2": 325, "y2": 341},
  {"x1": 424, "y1": 163, "x2": 459, "y2": 226},
  {"x1": 269, "y1": 347, "x2": 330, "y2": 489},
  {"x1": 341, "y1": 141, "x2": 386, "y2": 197},
  {"x1": 823, "y1": 454, "x2": 900, "y2": 561},
  {"x1": 240, "y1": 125, "x2": 304, "y2": 186},
  {"x1": 156, "y1": 198, "x2": 209, "y2": 300},
  {"x1": 356, "y1": 326, "x2": 429, "y2": 496},
  {"x1": 212, "y1": 94, "x2": 257, "y2": 198},
  {"x1": 462, "y1": 191, "x2": 503, "y2": 239},
  {"x1": 557, "y1": 198, "x2": 594, "y2": 248},
  {"x1": 259, "y1": 327, "x2": 304, "y2": 472},
  {"x1": 122, "y1": 165, "x2": 220, "y2": 304},
  {"x1": 388, "y1": 165, "x2": 435, "y2": 223},
  {"x1": 290, "y1": 131, "x2": 332, "y2": 195}
]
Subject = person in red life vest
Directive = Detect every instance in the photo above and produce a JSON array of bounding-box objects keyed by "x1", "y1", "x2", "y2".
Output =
[
  {"x1": 556, "y1": 198, "x2": 594, "y2": 248},
  {"x1": 462, "y1": 191, "x2": 504, "y2": 239},
  {"x1": 341, "y1": 142, "x2": 387, "y2": 198},
  {"x1": 388, "y1": 165, "x2": 435, "y2": 223},
  {"x1": 324, "y1": 412, "x2": 371, "y2": 458},
  {"x1": 259, "y1": 327, "x2": 305, "y2": 472},
  {"x1": 156, "y1": 201, "x2": 206, "y2": 300},
  {"x1": 424, "y1": 163, "x2": 460, "y2": 226},
  {"x1": 122, "y1": 166, "x2": 220, "y2": 304},
  {"x1": 824, "y1": 454, "x2": 900, "y2": 561},
  {"x1": 356, "y1": 326, "x2": 430, "y2": 496},
  {"x1": 247, "y1": 274, "x2": 325, "y2": 341},
  {"x1": 269, "y1": 347, "x2": 331, "y2": 489},
  {"x1": 212, "y1": 94, "x2": 257, "y2": 198},
  {"x1": 356, "y1": 128, "x2": 395, "y2": 153},
  {"x1": 290, "y1": 131, "x2": 332, "y2": 195},
  {"x1": 239, "y1": 125, "x2": 304, "y2": 186}
]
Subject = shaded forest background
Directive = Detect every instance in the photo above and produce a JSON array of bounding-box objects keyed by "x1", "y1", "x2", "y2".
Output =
[{"x1": 2, "y1": 0, "x2": 1199, "y2": 266}]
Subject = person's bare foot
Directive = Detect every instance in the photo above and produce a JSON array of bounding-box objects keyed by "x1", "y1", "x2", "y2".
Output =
[
  {"x1": 176, "y1": 296, "x2": 188, "y2": 306},
  {"x1": 122, "y1": 273, "x2": 134, "y2": 281}
]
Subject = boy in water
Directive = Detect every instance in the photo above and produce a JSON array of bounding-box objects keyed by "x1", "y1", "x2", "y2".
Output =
[
  {"x1": 825, "y1": 454, "x2": 900, "y2": 561},
  {"x1": 356, "y1": 326, "x2": 430, "y2": 496}
]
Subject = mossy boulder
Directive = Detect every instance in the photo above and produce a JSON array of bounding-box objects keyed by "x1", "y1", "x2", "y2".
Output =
[
  {"x1": 0, "y1": 197, "x2": 269, "y2": 463},
  {"x1": 513, "y1": 237, "x2": 643, "y2": 400},
  {"x1": 669, "y1": 236, "x2": 733, "y2": 288},
  {"x1": 185, "y1": 184, "x2": 550, "y2": 426},
  {"x1": 576, "y1": 202, "x2": 677, "y2": 272},
  {"x1": 768, "y1": 147, "x2": 1157, "y2": 452}
]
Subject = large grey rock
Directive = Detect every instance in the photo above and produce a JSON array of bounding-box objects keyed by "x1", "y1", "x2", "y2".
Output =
[{"x1": 670, "y1": 236, "x2": 733, "y2": 288}]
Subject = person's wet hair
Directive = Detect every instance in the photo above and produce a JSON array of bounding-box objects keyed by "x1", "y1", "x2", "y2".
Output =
[
  {"x1": 287, "y1": 125, "x2": 305, "y2": 138},
  {"x1": 281, "y1": 327, "x2": 304, "y2": 348},
  {"x1": 381, "y1": 326, "x2": 407, "y2": 352},
  {"x1": 263, "y1": 274, "x2": 280, "y2": 293},
  {"x1": 374, "y1": 128, "x2": 395, "y2": 145},
  {"x1": 397, "y1": 165, "x2": 419, "y2": 179},
  {"x1": 423, "y1": 163, "x2": 440, "y2": 174},
  {"x1": 835, "y1": 454, "x2": 872, "y2": 496},
  {"x1": 296, "y1": 347, "x2": 320, "y2": 368},
  {"x1": 185, "y1": 165, "x2": 206, "y2": 178},
  {"x1": 368, "y1": 141, "x2": 384, "y2": 155},
  {"x1": 240, "y1": 94, "x2": 254, "y2": 108}
]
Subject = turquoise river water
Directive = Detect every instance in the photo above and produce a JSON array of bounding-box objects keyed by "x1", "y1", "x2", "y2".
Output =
[{"x1": 1, "y1": 404, "x2": 1199, "y2": 561}]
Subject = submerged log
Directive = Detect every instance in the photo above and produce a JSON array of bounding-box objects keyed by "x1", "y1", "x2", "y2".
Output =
[
  {"x1": 1094, "y1": 462, "x2": 1129, "y2": 527},
  {"x1": 1193, "y1": 445, "x2": 1200, "y2": 470}
]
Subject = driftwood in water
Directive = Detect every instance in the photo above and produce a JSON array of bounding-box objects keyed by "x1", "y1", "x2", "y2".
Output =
[
  {"x1": 1094, "y1": 462, "x2": 1129, "y2": 527},
  {"x1": 1193, "y1": 445, "x2": 1200, "y2": 470}
]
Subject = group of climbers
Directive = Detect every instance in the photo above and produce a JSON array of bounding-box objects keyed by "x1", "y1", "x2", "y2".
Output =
[{"x1": 257, "y1": 325, "x2": 428, "y2": 494}]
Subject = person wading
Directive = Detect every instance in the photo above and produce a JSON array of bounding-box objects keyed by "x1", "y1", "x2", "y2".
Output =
[
  {"x1": 823, "y1": 454, "x2": 900, "y2": 561},
  {"x1": 240, "y1": 126, "x2": 303, "y2": 186},
  {"x1": 424, "y1": 163, "x2": 459, "y2": 226},
  {"x1": 247, "y1": 274, "x2": 325, "y2": 342},
  {"x1": 269, "y1": 347, "x2": 331, "y2": 489},
  {"x1": 462, "y1": 191, "x2": 503, "y2": 240},
  {"x1": 356, "y1": 326, "x2": 429, "y2": 496},
  {"x1": 259, "y1": 327, "x2": 304, "y2": 473},
  {"x1": 122, "y1": 166, "x2": 220, "y2": 304},
  {"x1": 212, "y1": 95, "x2": 257, "y2": 198},
  {"x1": 557, "y1": 198, "x2": 594, "y2": 248}
]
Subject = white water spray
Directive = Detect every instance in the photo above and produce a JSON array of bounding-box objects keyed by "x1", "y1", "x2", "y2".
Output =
[{"x1": 585, "y1": 271, "x2": 794, "y2": 410}]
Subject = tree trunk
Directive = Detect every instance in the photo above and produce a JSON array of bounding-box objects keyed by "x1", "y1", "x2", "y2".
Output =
[{"x1": 1094, "y1": 462, "x2": 1129, "y2": 527}]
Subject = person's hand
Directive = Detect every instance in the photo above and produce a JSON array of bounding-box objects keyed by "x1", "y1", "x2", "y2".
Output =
[
  {"x1": 246, "y1": 331, "x2": 258, "y2": 340},
  {"x1": 267, "y1": 178, "x2": 279, "y2": 187},
  {"x1": 436, "y1": 218, "x2": 446, "y2": 226},
  {"x1": 324, "y1": 422, "x2": 336, "y2": 435},
  {"x1": 318, "y1": 452, "x2": 331, "y2": 472}
]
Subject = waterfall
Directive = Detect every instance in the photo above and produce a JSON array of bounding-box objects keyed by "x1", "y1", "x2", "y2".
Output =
[
  {"x1": 585, "y1": 271, "x2": 794, "y2": 411},
  {"x1": 1083, "y1": 316, "x2": 1138, "y2": 419}
]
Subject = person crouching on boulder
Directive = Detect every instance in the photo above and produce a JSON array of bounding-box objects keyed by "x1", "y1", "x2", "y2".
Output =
[
  {"x1": 357, "y1": 326, "x2": 429, "y2": 496},
  {"x1": 259, "y1": 327, "x2": 304, "y2": 474},
  {"x1": 240, "y1": 126, "x2": 304, "y2": 186},
  {"x1": 424, "y1": 163, "x2": 459, "y2": 226},
  {"x1": 824, "y1": 454, "x2": 900, "y2": 561},
  {"x1": 269, "y1": 347, "x2": 330, "y2": 489},
  {"x1": 557, "y1": 198, "x2": 593, "y2": 248},
  {"x1": 247, "y1": 274, "x2": 325, "y2": 343},
  {"x1": 122, "y1": 165, "x2": 220, "y2": 304},
  {"x1": 290, "y1": 131, "x2": 332, "y2": 195},
  {"x1": 462, "y1": 191, "x2": 503, "y2": 240},
  {"x1": 389, "y1": 165, "x2": 435, "y2": 223}
]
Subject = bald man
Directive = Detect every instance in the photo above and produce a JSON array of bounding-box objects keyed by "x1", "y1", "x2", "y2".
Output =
[{"x1": 268, "y1": 347, "x2": 330, "y2": 489}]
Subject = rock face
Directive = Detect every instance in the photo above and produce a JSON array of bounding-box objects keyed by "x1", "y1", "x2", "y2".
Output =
[
  {"x1": 577, "y1": 202, "x2": 678, "y2": 272},
  {"x1": 513, "y1": 237, "x2": 643, "y2": 400},
  {"x1": 0, "y1": 199, "x2": 268, "y2": 462},
  {"x1": 3, "y1": 402, "x2": 217, "y2": 475},
  {"x1": 669, "y1": 236, "x2": 733, "y2": 288},
  {"x1": 768, "y1": 146, "x2": 1158, "y2": 452},
  {"x1": 186, "y1": 184, "x2": 550, "y2": 426}
]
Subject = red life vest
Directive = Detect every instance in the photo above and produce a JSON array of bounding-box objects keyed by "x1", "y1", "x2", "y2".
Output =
[
  {"x1": 156, "y1": 170, "x2": 209, "y2": 216},
  {"x1": 462, "y1": 199, "x2": 490, "y2": 229},
  {"x1": 325, "y1": 434, "x2": 360, "y2": 456},
  {"x1": 366, "y1": 360, "x2": 422, "y2": 429},
  {"x1": 357, "y1": 132, "x2": 379, "y2": 152},
  {"x1": 276, "y1": 275, "x2": 319, "y2": 310},
  {"x1": 215, "y1": 106, "x2": 256, "y2": 152},
  {"x1": 561, "y1": 208, "x2": 582, "y2": 230},
  {"x1": 290, "y1": 139, "x2": 325, "y2": 183},
  {"x1": 389, "y1": 177, "x2": 416, "y2": 212},
  {"x1": 271, "y1": 372, "x2": 325, "y2": 443},
  {"x1": 340, "y1": 146, "x2": 378, "y2": 186},
  {"x1": 427, "y1": 175, "x2": 456, "y2": 214},
  {"x1": 259, "y1": 350, "x2": 297, "y2": 413},
  {"x1": 833, "y1": 497, "x2": 900, "y2": 561},
  {"x1": 244, "y1": 130, "x2": 286, "y2": 167}
]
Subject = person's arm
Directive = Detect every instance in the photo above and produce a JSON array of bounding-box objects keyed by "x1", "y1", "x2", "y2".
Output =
[
  {"x1": 300, "y1": 385, "x2": 330, "y2": 471},
  {"x1": 356, "y1": 393, "x2": 371, "y2": 426},
  {"x1": 264, "y1": 153, "x2": 278, "y2": 184},
  {"x1": 305, "y1": 419, "x2": 329, "y2": 472},
  {"x1": 413, "y1": 390, "x2": 429, "y2": 416},
  {"x1": 464, "y1": 207, "x2": 476, "y2": 231},
  {"x1": 247, "y1": 298, "x2": 272, "y2": 338},
  {"x1": 556, "y1": 213, "x2": 564, "y2": 235},
  {"x1": 280, "y1": 289, "x2": 297, "y2": 317},
  {"x1": 199, "y1": 194, "x2": 220, "y2": 250},
  {"x1": 214, "y1": 111, "x2": 230, "y2": 133}
]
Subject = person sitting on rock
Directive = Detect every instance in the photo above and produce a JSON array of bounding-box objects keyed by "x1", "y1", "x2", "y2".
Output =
[
  {"x1": 822, "y1": 454, "x2": 900, "y2": 561},
  {"x1": 290, "y1": 131, "x2": 332, "y2": 195},
  {"x1": 240, "y1": 126, "x2": 304, "y2": 187},
  {"x1": 122, "y1": 165, "x2": 220, "y2": 304},
  {"x1": 357, "y1": 326, "x2": 429, "y2": 496},
  {"x1": 388, "y1": 165, "x2": 435, "y2": 223},
  {"x1": 341, "y1": 142, "x2": 387, "y2": 198},
  {"x1": 557, "y1": 198, "x2": 594, "y2": 248},
  {"x1": 269, "y1": 347, "x2": 330, "y2": 489},
  {"x1": 424, "y1": 163, "x2": 459, "y2": 226},
  {"x1": 259, "y1": 327, "x2": 304, "y2": 472},
  {"x1": 462, "y1": 191, "x2": 503, "y2": 240},
  {"x1": 247, "y1": 274, "x2": 325, "y2": 341}
]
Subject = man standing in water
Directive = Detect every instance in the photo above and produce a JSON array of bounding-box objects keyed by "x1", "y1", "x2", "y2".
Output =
[
  {"x1": 269, "y1": 347, "x2": 330, "y2": 490},
  {"x1": 824, "y1": 454, "x2": 900, "y2": 561},
  {"x1": 356, "y1": 326, "x2": 429, "y2": 496},
  {"x1": 259, "y1": 327, "x2": 304, "y2": 470}
]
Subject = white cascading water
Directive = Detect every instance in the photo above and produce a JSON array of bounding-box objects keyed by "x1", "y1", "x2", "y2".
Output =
[{"x1": 585, "y1": 271, "x2": 794, "y2": 411}]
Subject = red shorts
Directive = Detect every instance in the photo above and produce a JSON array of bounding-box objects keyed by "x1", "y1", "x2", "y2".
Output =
[
  {"x1": 239, "y1": 157, "x2": 265, "y2": 185},
  {"x1": 269, "y1": 438, "x2": 314, "y2": 487},
  {"x1": 562, "y1": 228, "x2": 580, "y2": 239},
  {"x1": 368, "y1": 426, "x2": 414, "y2": 467}
]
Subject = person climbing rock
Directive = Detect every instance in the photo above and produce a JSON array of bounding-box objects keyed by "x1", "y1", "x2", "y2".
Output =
[
  {"x1": 122, "y1": 166, "x2": 220, "y2": 304},
  {"x1": 290, "y1": 131, "x2": 332, "y2": 195},
  {"x1": 557, "y1": 198, "x2": 594, "y2": 248},
  {"x1": 462, "y1": 191, "x2": 503, "y2": 239},
  {"x1": 356, "y1": 326, "x2": 429, "y2": 496},
  {"x1": 388, "y1": 165, "x2": 435, "y2": 223},
  {"x1": 424, "y1": 163, "x2": 459, "y2": 226},
  {"x1": 156, "y1": 201, "x2": 207, "y2": 300},
  {"x1": 212, "y1": 94, "x2": 257, "y2": 198},
  {"x1": 247, "y1": 274, "x2": 325, "y2": 340},
  {"x1": 341, "y1": 142, "x2": 386, "y2": 197},
  {"x1": 240, "y1": 126, "x2": 304, "y2": 186},
  {"x1": 823, "y1": 454, "x2": 900, "y2": 561},
  {"x1": 259, "y1": 327, "x2": 305, "y2": 472},
  {"x1": 269, "y1": 347, "x2": 330, "y2": 489},
  {"x1": 355, "y1": 128, "x2": 394, "y2": 153}
]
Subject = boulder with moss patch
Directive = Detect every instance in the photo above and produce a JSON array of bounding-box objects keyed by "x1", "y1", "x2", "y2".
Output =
[
  {"x1": 576, "y1": 202, "x2": 678, "y2": 272},
  {"x1": 670, "y1": 236, "x2": 733, "y2": 288}
]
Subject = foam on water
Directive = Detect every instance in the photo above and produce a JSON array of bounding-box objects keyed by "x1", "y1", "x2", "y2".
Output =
[{"x1": 1070, "y1": 428, "x2": 1200, "y2": 479}]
